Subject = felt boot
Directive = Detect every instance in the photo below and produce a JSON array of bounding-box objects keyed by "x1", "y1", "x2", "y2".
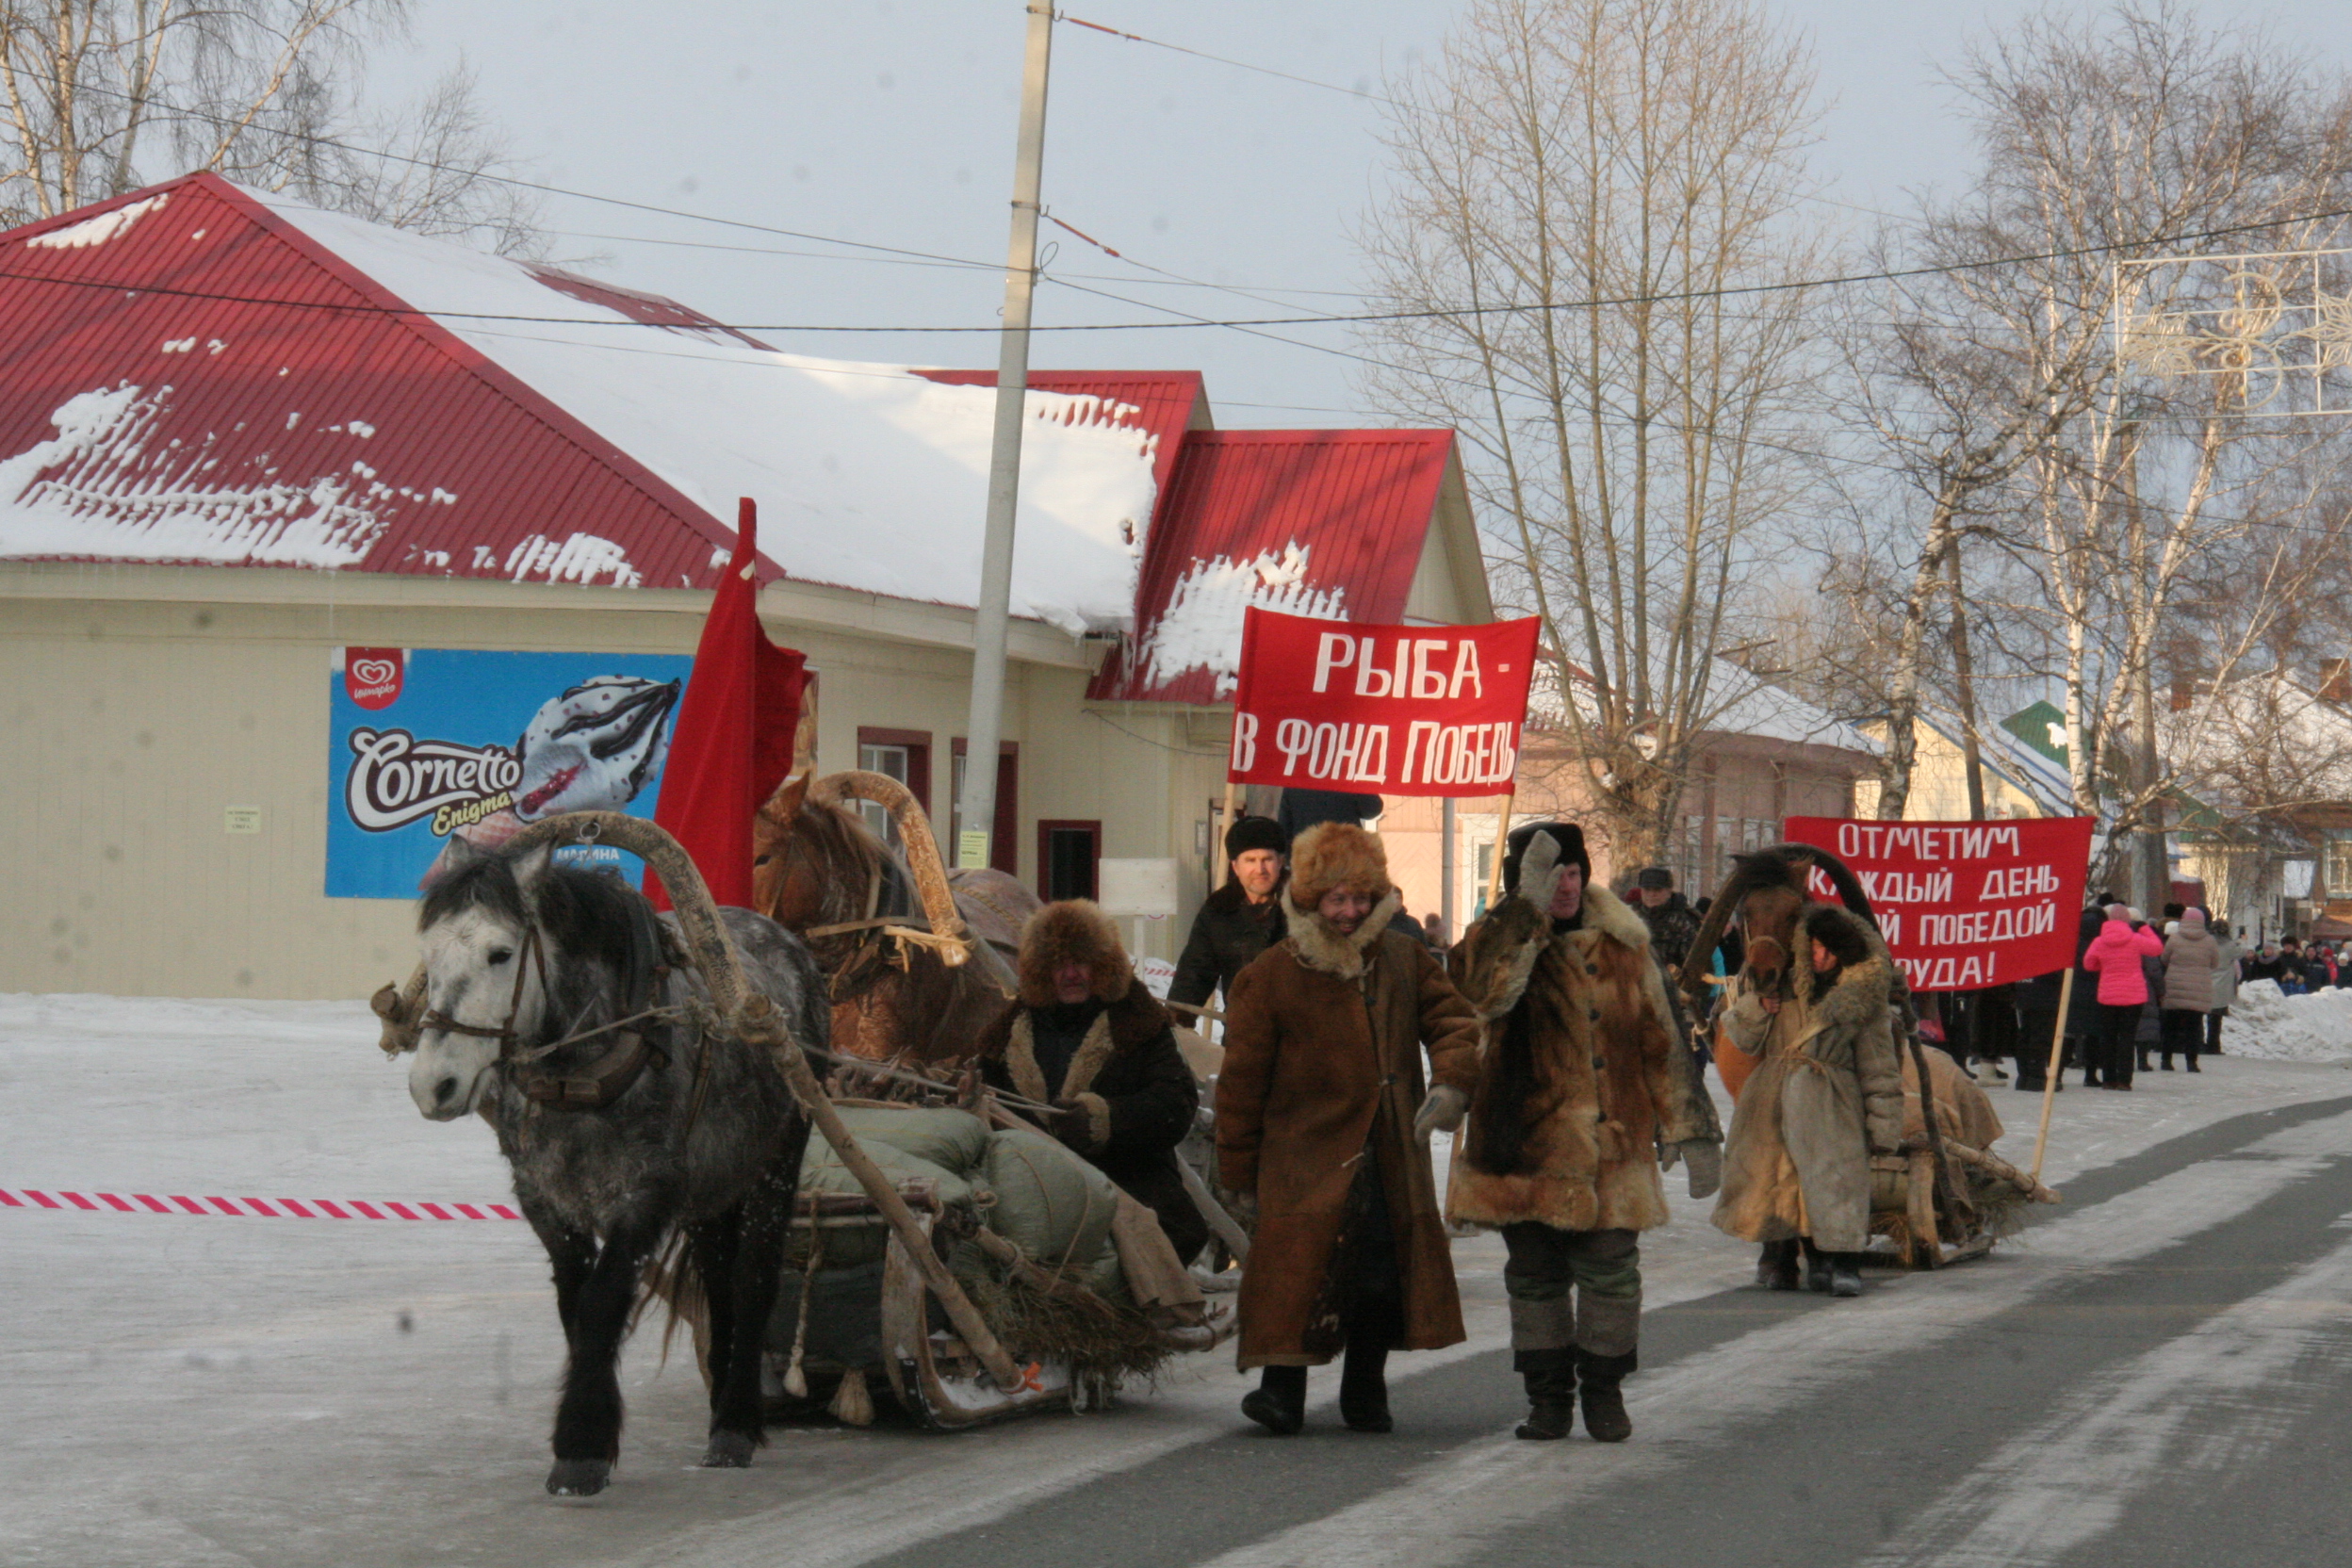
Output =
[
  {"x1": 1576, "y1": 1349, "x2": 1636, "y2": 1443},
  {"x1": 1829, "y1": 1254, "x2": 1864, "y2": 1298},
  {"x1": 1241, "y1": 1365, "x2": 1306, "y2": 1435},
  {"x1": 1338, "y1": 1328, "x2": 1393, "y2": 1433},
  {"x1": 1756, "y1": 1238, "x2": 1801, "y2": 1291},
  {"x1": 1513, "y1": 1348, "x2": 1576, "y2": 1441}
]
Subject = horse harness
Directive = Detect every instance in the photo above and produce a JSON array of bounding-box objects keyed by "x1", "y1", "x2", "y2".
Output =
[{"x1": 418, "y1": 923, "x2": 718, "y2": 1119}]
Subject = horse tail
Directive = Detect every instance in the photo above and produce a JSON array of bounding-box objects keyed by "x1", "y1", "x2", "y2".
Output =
[{"x1": 630, "y1": 1227, "x2": 706, "y2": 1373}]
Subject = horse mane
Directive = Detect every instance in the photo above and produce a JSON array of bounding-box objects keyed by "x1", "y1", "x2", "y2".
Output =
[
  {"x1": 420, "y1": 848, "x2": 667, "y2": 1016},
  {"x1": 763, "y1": 792, "x2": 917, "y2": 928},
  {"x1": 1673, "y1": 841, "x2": 1880, "y2": 998}
]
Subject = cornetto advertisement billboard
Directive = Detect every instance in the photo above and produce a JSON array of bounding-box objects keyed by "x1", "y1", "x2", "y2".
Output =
[{"x1": 326, "y1": 647, "x2": 692, "y2": 899}]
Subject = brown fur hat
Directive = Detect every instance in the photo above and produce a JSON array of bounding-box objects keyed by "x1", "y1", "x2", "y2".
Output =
[
  {"x1": 1286, "y1": 822, "x2": 1394, "y2": 909},
  {"x1": 1015, "y1": 899, "x2": 1131, "y2": 1008}
]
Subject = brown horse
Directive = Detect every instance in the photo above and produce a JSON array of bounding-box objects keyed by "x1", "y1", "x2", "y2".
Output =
[
  {"x1": 752, "y1": 769, "x2": 1035, "y2": 1066},
  {"x1": 1675, "y1": 843, "x2": 1888, "y2": 1008}
]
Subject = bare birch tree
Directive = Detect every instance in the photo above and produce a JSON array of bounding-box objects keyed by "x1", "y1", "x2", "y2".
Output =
[
  {"x1": 1855, "y1": 3, "x2": 2352, "y2": 891},
  {"x1": 0, "y1": 1, "x2": 543, "y2": 253},
  {"x1": 1356, "y1": 0, "x2": 1829, "y2": 870}
]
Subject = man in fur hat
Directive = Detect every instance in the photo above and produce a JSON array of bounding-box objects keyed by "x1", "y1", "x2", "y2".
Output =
[
  {"x1": 1439, "y1": 821, "x2": 1723, "y2": 1443},
  {"x1": 1217, "y1": 823, "x2": 1481, "y2": 1436},
  {"x1": 1170, "y1": 816, "x2": 1291, "y2": 1017},
  {"x1": 976, "y1": 901, "x2": 1210, "y2": 1264},
  {"x1": 1710, "y1": 902, "x2": 1904, "y2": 1298}
]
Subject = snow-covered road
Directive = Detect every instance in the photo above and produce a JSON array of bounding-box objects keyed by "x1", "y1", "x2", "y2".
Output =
[{"x1": 5, "y1": 992, "x2": 2351, "y2": 1567}]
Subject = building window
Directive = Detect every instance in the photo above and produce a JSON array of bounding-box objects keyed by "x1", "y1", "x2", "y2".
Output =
[
  {"x1": 855, "y1": 727, "x2": 930, "y2": 850},
  {"x1": 1038, "y1": 820, "x2": 1101, "y2": 902},
  {"x1": 949, "y1": 740, "x2": 1020, "y2": 876},
  {"x1": 2327, "y1": 835, "x2": 2352, "y2": 901}
]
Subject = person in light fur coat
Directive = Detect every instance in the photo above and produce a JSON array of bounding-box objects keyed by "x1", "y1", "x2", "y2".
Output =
[
  {"x1": 1709, "y1": 901, "x2": 1905, "y2": 1297},
  {"x1": 1437, "y1": 821, "x2": 1723, "y2": 1444}
]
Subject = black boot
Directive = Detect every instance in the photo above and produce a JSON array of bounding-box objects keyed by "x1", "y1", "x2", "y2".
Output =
[
  {"x1": 1575, "y1": 1349, "x2": 1636, "y2": 1443},
  {"x1": 1338, "y1": 1337, "x2": 1392, "y2": 1433},
  {"x1": 1756, "y1": 1238, "x2": 1801, "y2": 1291},
  {"x1": 1512, "y1": 1348, "x2": 1576, "y2": 1441},
  {"x1": 1803, "y1": 1239, "x2": 1834, "y2": 1294},
  {"x1": 1828, "y1": 1253, "x2": 1863, "y2": 1298},
  {"x1": 1241, "y1": 1365, "x2": 1306, "y2": 1435}
]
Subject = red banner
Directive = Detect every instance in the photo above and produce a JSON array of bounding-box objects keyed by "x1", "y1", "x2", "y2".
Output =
[
  {"x1": 1782, "y1": 816, "x2": 2097, "y2": 992},
  {"x1": 1225, "y1": 610, "x2": 1541, "y2": 796}
]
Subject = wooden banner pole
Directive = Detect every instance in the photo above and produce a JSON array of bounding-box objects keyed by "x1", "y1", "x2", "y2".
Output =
[
  {"x1": 1483, "y1": 789, "x2": 1517, "y2": 912},
  {"x1": 2028, "y1": 966, "x2": 2074, "y2": 1184}
]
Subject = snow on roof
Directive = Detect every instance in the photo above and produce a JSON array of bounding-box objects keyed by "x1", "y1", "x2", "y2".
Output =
[
  {"x1": 0, "y1": 175, "x2": 1164, "y2": 632},
  {"x1": 263, "y1": 194, "x2": 1165, "y2": 633}
]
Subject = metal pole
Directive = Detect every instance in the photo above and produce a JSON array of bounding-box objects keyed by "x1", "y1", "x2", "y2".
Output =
[{"x1": 956, "y1": 0, "x2": 1054, "y2": 871}]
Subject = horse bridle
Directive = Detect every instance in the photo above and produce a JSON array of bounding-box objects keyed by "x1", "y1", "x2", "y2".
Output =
[{"x1": 418, "y1": 923, "x2": 689, "y2": 1113}]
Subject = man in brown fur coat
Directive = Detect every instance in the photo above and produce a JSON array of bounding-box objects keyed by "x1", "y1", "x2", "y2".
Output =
[
  {"x1": 1217, "y1": 823, "x2": 1481, "y2": 1436},
  {"x1": 1441, "y1": 822, "x2": 1723, "y2": 1442},
  {"x1": 975, "y1": 901, "x2": 1208, "y2": 1264}
]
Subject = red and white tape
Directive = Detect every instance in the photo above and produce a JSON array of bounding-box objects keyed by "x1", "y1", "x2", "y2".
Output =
[{"x1": 0, "y1": 1188, "x2": 519, "y2": 1219}]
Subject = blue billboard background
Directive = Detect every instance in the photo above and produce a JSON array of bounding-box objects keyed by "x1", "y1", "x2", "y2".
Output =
[{"x1": 327, "y1": 647, "x2": 694, "y2": 899}]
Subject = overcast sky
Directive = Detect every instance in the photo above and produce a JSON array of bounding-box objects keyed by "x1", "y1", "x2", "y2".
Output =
[{"x1": 374, "y1": 2, "x2": 2352, "y2": 427}]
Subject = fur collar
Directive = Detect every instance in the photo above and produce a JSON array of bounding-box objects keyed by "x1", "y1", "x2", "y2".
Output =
[
  {"x1": 1792, "y1": 906, "x2": 1895, "y2": 1033},
  {"x1": 1475, "y1": 883, "x2": 1652, "y2": 1021},
  {"x1": 981, "y1": 977, "x2": 1167, "y2": 1102},
  {"x1": 1282, "y1": 889, "x2": 1406, "y2": 981}
]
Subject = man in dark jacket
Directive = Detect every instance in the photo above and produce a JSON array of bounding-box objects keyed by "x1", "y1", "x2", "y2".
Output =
[
  {"x1": 977, "y1": 901, "x2": 1209, "y2": 1263},
  {"x1": 1631, "y1": 867, "x2": 1702, "y2": 973},
  {"x1": 1169, "y1": 816, "x2": 1291, "y2": 1016}
]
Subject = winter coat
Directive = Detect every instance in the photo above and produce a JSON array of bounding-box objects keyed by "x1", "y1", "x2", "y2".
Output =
[
  {"x1": 1711, "y1": 907, "x2": 1905, "y2": 1255},
  {"x1": 976, "y1": 978, "x2": 1207, "y2": 1265},
  {"x1": 2161, "y1": 925, "x2": 2221, "y2": 1013},
  {"x1": 2211, "y1": 939, "x2": 2244, "y2": 1009},
  {"x1": 1168, "y1": 877, "x2": 1286, "y2": 1010},
  {"x1": 2082, "y1": 919, "x2": 2164, "y2": 1005},
  {"x1": 1633, "y1": 891, "x2": 1704, "y2": 975},
  {"x1": 1446, "y1": 883, "x2": 1709, "y2": 1233},
  {"x1": 1216, "y1": 890, "x2": 1480, "y2": 1369},
  {"x1": 2136, "y1": 953, "x2": 2166, "y2": 1043}
]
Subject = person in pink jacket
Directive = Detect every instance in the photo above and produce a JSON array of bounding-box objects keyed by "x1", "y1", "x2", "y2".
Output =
[{"x1": 2082, "y1": 903, "x2": 2164, "y2": 1089}]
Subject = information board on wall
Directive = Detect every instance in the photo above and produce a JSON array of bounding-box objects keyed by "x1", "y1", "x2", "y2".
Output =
[
  {"x1": 1781, "y1": 816, "x2": 2097, "y2": 991},
  {"x1": 326, "y1": 646, "x2": 692, "y2": 899}
]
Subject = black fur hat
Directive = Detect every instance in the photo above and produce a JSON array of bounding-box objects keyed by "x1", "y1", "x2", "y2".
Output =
[
  {"x1": 1503, "y1": 820, "x2": 1590, "y2": 893},
  {"x1": 1224, "y1": 815, "x2": 1290, "y2": 861}
]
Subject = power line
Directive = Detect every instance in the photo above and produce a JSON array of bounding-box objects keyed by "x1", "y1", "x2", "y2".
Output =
[{"x1": 1059, "y1": 13, "x2": 1405, "y2": 109}]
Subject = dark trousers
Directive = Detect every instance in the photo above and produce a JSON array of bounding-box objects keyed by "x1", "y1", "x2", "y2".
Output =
[
  {"x1": 1501, "y1": 1224, "x2": 1641, "y2": 1359},
  {"x1": 2095, "y1": 1002, "x2": 2140, "y2": 1086},
  {"x1": 2206, "y1": 1007, "x2": 2228, "y2": 1054},
  {"x1": 2161, "y1": 1008, "x2": 2203, "y2": 1068}
]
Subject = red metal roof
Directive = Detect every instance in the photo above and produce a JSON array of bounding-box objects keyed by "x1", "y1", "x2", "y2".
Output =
[
  {"x1": 1087, "y1": 429, "x2": 1457, "y2": 704},
  {"x1": 0, "y1": 172, "x2": 739, "y2": 586}
]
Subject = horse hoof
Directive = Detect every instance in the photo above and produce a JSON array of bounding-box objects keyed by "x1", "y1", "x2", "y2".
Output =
[
  {"x1": 546, "y1": 1459, "x2": 611, "y2": 1496},
  {"x1": 700, "y1": 1430, "x2": 756, "y2": 1469}
]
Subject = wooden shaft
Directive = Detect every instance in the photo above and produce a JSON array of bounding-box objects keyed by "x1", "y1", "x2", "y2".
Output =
[
  {"x1": 736, "y1": 994, "x2": 1026, "y2": 1391},
  {"x1": 1217, "y1": 780, "x2": 1241, "y2": 890},
  {"x1": 2028, "y1": 967, "x2": 2074, "y2": 1184},
  {"x1": 1943, "y1": 1137, "x2": 2060, "y2": 1204},
  {"x1": 1483, "y1": 789, "x2": 1516, "y2": 911},
  {"x1": 1175, "y1": 1154, "x2": 1251, "y2": 1265}
]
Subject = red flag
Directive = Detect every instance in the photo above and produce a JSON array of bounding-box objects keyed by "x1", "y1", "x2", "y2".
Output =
[{"x1": 646, "y1": 498, "x2": 808, "y2": 910}]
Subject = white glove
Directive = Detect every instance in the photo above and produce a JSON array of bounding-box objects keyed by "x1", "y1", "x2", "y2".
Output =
[
  {"x1": 1413, "y1": 1085, "x2": 1470, "y2": 1140},
  {"x1": 1678, "y1": 1140, "x2": 1723, "y2": 1200},
  {"x1": 1514, "y1": 831, "x2": 1564, "y2": 912}
]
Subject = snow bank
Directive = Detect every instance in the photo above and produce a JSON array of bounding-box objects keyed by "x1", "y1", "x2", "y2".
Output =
[{"x1": 2221, "y1": 979, "x2": 2352, "y2": 1063}]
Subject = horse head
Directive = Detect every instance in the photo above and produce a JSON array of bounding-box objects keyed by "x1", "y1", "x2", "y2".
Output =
[
  {"x1": 1677, "y1": 843, "x2": 1879, "y2": 1005},
  {"x1": 752, "y1": 773, "x2": 901, "y2": 932},
  {"x1": 408, "y1": 836, "x2": 663, "y2": 1120}
]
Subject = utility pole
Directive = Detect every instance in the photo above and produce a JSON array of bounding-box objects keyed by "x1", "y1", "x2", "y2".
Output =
[{"x1": 956, "y1": 0, "x2": 1054, "y2": 871}]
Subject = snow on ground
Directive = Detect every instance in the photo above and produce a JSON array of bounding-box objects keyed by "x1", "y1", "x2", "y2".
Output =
[
  {"x1": 4, "y1": 990, "x2": 2351, "y2": 1566},
  {"x1": 2216, "y1": 978, "x2": 2352, "y2": 1063}
]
